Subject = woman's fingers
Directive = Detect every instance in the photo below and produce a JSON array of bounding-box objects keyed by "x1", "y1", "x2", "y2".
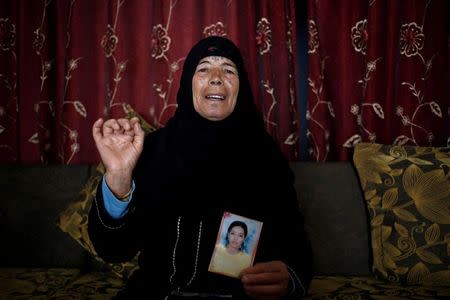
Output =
[
  {"x1": 117, "y1": 118, "x2": 132, "y2": 131},
  {"x1": 102, "y1": 118, "x2": 134, "y2": 136},
  {"x1": 102, "y1": 118, "x2": 120, "y2": 135},
  {"x1": 133, "y1": 121, "x2": 145, "y2": 150},
  {"x1": 241, "y1": 261, "x2": 289, "y2": 298},
  {"x1": 93, "y1": 118, "x2": 144, "y2": 152},
  {"x1": 92, "y1": 118, "x2": 104, "y2": 143}
]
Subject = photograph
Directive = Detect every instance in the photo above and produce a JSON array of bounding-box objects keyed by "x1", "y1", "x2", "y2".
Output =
[{"x1": 208, "y1": 211, "x2": 263, "y2": 278}]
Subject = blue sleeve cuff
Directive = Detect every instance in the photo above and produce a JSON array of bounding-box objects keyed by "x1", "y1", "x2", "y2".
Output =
[{"x1": 101, "y1": 175, "x2": 134, "y2": 219}]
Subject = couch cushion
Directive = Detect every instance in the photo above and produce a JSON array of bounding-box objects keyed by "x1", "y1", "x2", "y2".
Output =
[
  {"x1": 353, "y1": 143, "x2": 450, "y2": 286},
  {"x1": 51, "y1": 270, "x2": 124, "y2": 299},
  {"x1": 57, "y1": 162, "x2": 140, "y2": 279},
  {"x1": 0, "y1": 165, "x2": 95, "y2": 268},
  {"x1": 291, "y1": 162, "x2": 371, "y2": 276},
  {"x1": 0, "y1": 268, "x2": 80, "y2": 298},
  {"x1": 307, "y1": 275, "x2": 450, "y2": 299},
  {"x1": 0, "y1": 268, "x2": 124, "y2": 299}
]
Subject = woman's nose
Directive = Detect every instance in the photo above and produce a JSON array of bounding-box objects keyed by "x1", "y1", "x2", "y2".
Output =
[{"x1": 209, "y1": 70, "x2": 223, "y2": 85}]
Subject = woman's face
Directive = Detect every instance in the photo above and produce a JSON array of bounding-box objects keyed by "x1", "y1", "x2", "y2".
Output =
[
  {"x1": 192, "y1": 56, "x2": 239, "y2": 121},
  {"x1": 227, "y1": 226, "x2": 245, "y2": 251}
]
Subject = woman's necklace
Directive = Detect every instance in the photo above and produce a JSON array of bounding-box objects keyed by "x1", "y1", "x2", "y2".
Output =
[{"x1": 166, "y1": 216, "x2": 203, "y2": 298}]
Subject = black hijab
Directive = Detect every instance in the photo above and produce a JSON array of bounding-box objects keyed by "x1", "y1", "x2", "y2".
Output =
[
  {"x1": 173, "y1": 36, "x2": 263, "y2": 130},
  {"x1": 167, "y1": 37, "x2": 270, "y2": 167},
  {"x1": 138, "y1": 36, "x2": 293, "y2": 214}
]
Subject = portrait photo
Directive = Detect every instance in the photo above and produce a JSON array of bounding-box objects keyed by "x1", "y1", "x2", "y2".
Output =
[{"x1": 208, "y1": 211, "x2": 263, "y2": 278}]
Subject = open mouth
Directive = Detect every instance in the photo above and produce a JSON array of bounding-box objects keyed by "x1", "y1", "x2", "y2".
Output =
[{"x1": 205, "y1": 94, "x2": 226, "y2": 101}]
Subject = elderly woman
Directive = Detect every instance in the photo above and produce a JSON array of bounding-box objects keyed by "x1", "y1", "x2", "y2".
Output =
[{"x1": 89, "y1": 36, "x2": 312, "y2": 299}]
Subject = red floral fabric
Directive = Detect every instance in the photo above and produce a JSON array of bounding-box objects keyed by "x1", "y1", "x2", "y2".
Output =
[
  {"x1": 0, "y1": 0, "x2": 298, "y2": 164},
  {"x1": 307, "y1": 0, "x2": 449, "y2": 161}
]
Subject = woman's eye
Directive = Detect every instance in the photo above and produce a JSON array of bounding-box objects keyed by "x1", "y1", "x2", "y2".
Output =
[
  {"x1": 197, "y1": 67, "x2": 208, "y2": 73},
  {"x1": 225, "y1": 69, "x2": 236, "y2": 75}
]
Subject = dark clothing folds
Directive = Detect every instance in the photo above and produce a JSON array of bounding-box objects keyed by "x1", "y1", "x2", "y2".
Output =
[{"x1": 88, "y1": 36, "x2": 312, "y2": 299}]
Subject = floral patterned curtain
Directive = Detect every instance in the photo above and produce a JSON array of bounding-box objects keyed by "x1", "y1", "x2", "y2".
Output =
[
  {"x1": 0, "y1": 0, "x2": 298, "y2": 164},
  {"x1": 307, "y1": 0, "x2": 449, "y2": 161}
]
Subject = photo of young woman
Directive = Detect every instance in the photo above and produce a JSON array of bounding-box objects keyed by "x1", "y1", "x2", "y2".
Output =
[{"x1": 209, "y1": 213, "x2": 262, "y2": 278}]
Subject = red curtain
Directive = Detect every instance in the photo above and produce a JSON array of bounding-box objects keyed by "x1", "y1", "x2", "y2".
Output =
[
  {"x1": 0, "y1": 0, "x2": 298, "y2": 164},
  {"x1": 307, "y1": 0, "x2": 449, "y2": 161}
]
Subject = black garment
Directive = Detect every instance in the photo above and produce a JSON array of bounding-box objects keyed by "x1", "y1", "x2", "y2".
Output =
[{"x1": 88, "y1": 36, "x2": 312, "y2": 299}]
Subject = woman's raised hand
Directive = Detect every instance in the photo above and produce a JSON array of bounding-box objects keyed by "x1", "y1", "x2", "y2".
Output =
[{"x1": 92, "y1": 117, "x2": 145, "y2": 197}]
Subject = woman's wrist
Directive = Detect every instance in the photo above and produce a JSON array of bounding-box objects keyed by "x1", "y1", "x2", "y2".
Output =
[
  {"x1": 105, "y1": 171, "x2": 132, "y2": 198},
  {"x1": 116, "y1": 186, "x2": 133, "y2": 200}
]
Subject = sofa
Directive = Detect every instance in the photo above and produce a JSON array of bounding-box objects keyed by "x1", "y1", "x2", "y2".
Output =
[
  {"x1": 0, "y1": 164, "x2": 125, "y2": 299},
  {"x1": 1, "y1": 144, "x2": 449, "y2": 299}
]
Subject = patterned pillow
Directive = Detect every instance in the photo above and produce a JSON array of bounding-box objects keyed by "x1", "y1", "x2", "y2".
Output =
[
  {"x1": 353, "y1": 142, "x2": 450, "y2": 286},
  {"x1": 57, "y1": 106, "x2": 156, "y2": 279}
]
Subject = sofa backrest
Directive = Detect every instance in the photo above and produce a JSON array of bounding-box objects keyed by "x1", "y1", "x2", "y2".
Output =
[
  {"x1": 1, "y1": 162, "x2": 372, "y2": 276},
  {"x1": 0, "y1": 165, "x2": 95, "y2": 268},
  {"x1": 290, "y1": 161, "x2": 371, "y2": 276}
]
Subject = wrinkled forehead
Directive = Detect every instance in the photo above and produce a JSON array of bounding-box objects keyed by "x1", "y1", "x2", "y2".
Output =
[{"x1": 197, "y1": 56, "x2": 238, "y2": 67}]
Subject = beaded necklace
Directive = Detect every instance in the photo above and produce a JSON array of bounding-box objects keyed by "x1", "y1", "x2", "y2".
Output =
[{"x1": 165, "y1": 216, "x2": 203, "y2": 298}]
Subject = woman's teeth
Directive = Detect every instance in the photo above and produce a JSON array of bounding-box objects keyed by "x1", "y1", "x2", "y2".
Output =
[{"x1": 206, "y1": 95, "x2": 225, "y2": 101}]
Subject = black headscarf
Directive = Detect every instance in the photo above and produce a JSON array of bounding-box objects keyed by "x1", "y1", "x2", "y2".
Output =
[
  {"x1": 165, "y1": 37, "x2": 272, "y2": 171},
  {"x1": 173, "y1": 36, "x2": 263, "y2": 131},
  {"x1": 135, "y1": 36, "x2": 294, "y2": 216}
]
